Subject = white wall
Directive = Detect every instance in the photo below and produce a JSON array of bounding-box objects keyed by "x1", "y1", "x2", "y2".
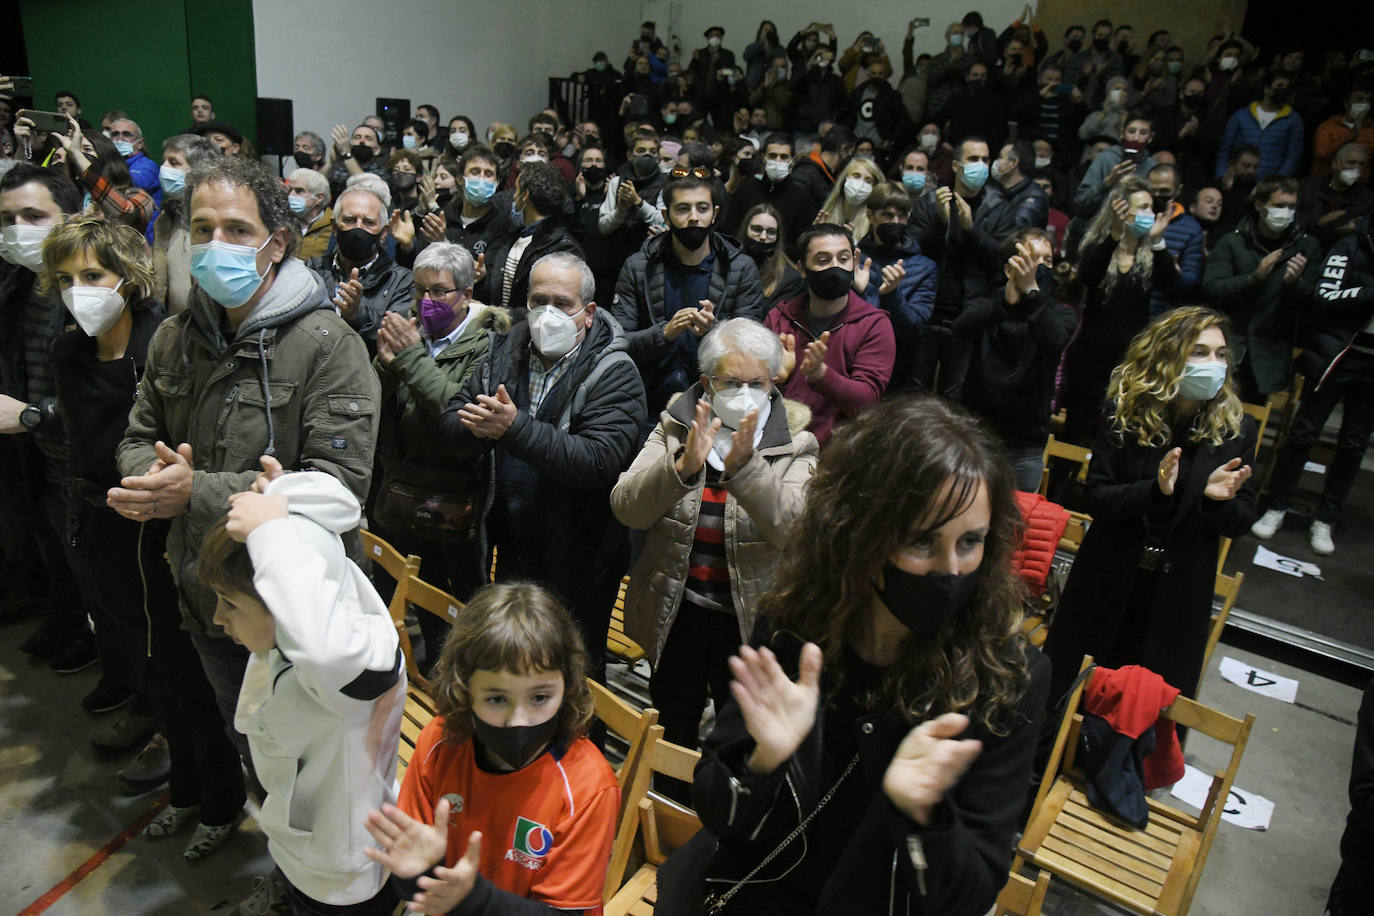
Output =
[
  {"x1": 253, "y1": 0, "x2": 641, "y2": 142},
  {"x1": 645, "y1": 0, "x2": 1033, "y2": 72}
]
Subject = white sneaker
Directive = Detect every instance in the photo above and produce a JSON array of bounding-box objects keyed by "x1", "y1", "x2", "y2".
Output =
[
  {"x1": 1251, "y1": 508, "x2": 1286, "y2": 539},
  {"x1": 1310, "y1": 521, "x2": 1335, "y2": 556}
]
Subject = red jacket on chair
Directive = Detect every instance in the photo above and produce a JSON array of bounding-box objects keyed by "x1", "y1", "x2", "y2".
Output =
[{"x1": 1012, "y1": 490, "x2": 1070, "y2": 598}]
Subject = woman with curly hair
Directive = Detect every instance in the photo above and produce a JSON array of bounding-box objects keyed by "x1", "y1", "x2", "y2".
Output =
[
  {"x1": 1061, "y1": 175, "x2": 1180, "y2": 446},
  {"x1": 366, "y1": 582, "x2": 619, "y2": 915},
  {"x1": 1044, "y1": 307, "x2": 1257, "y2": 703},
  {"x1": 659, "y1": 395, "x2": 1050, "y2": 916}
]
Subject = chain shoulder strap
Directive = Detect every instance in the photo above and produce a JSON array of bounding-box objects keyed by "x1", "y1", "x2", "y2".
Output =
[{"x1": 704, "y1": 751, "x2": 861, "y2": 914}]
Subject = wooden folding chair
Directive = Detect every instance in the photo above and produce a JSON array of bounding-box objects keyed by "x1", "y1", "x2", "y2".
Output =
[
  {"x1": 589, "y1": 680, "x2": 660, "y2": 899},
  {"x1": 1039, "y1": 435, "x2": 1093, "y2": 496},
  {"x1": 360, "y1": 530, "x2": 424, "y2": 689},
  {"x1": 1059, "y1": 510, "x2": 1092, "y2": 552},
  {"x1": 604, "y1": 725, "x2": 703, "y2": 913},
  {"x1": 395, "y1": 682, "x2": 439, "y2": 786},
  {"x1": 994, "y1": 868, "x2": 1052, "y2": 916},
  {"x1": 1016, "y1": 656, "x2": 1255, "y2": 916},
  {"x1": 1241, "y1": 401, "x2": 1270, "y2": 458},
  {"x1": 1205, "y1": 571, "x2": 1244, "y2": 673},
  {"x1": 608, "y1": 574, "x2": 646, "y2": 664},
  {"x1": 403, "y1": 573, "x2": 466, "y2": 693}
]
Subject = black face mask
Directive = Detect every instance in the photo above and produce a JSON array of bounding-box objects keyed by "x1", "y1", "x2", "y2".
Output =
[
  {"x1": 1116, "y1": 39, "x2": 1131, "y2": 55},
  {"x1": 493, "y1": 140, "x2": 517, "y2": 159},
  {"x1": 806, "y1": 265, "x2": 853, "y2": 299},
  {"x1": 1067, "y1": 37, "x2": 1083, "y2": 52},
  {"x1": 670, "y1": 222, "x2": 712, "y2": 250},
  {"x1": 582, "y1": 165, "x2": 606, "y2": 185},
  {"x1": 875, "y1": 222, "x2": 907, "y2": 247},
  {"x1": 1269, "y1": 86, "x2": 1292, "y2": 105},
  {"x1": 874, "y1": 560, "x2": 981, "y2": 640},
  {"x1": 1152, "y1": 193, "x2": 1173, "y2": 215},
  {"x1": 1034, "y1": 263, "x2": 1055, "y2": 292},
  {"x1": 471, "y1": 714, "x2": 559, "y2": 770},
  {"x1": 350, "y1": 144, "x2": 376, "y2": 166},
  {"x1": 1181, "y1": 93, "x2": 1203, "y2": 107},
  {"x1": 967, "y1": 78, "x2": 987, "y2": 93},
  {"x1": 336, "y1": 226, "x2": 381, "y2": 263},
  {"x1": 436, "y1": 189, "x2": 455, "y2": 207},
  {"x1": 292, "y1": 150, "x2": 317, "y2": 169},
  {"x1": 743, "y1": 237, "x2": 776, "y2": 260},
  {"x1": 632, "y1": 153, "x2": 659, "y2": 180},
  {"x1": 391, "y1": 172, "x2": 417, "y2": 192},
  {"x1": 1092, "y1": 36, "x2": 1109, "y2": 52}
]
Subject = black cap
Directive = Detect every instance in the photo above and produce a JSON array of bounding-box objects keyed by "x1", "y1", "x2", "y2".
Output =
[
  {"x1": 195, "y1": 120, "x2": 243, "y2": 144},
  {"x1": 704, "y1": 26, "x2": 724, "y2": 38},
  {"x1": 593, "y1": 51, "x2": 608, "y2": 62}
]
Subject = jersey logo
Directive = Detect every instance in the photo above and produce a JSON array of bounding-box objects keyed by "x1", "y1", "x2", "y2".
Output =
[{"x1": 505, "y1": 816, "x2": 553, "y2": 870}]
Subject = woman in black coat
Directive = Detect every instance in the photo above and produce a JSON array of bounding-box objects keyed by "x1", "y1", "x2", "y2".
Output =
[
  {"x1": 659, "y1": 396, "x2": 1049, "y2": 916},
  {"x1": 1044, "y1": 307, "x2": 1258, "y2": 703},
  {"x1": 1062, "y1": 176, "x2": 1181, "y2": 447},
  {"x1": 42, "y1": 216, "x2": 245, "y2": 856}
]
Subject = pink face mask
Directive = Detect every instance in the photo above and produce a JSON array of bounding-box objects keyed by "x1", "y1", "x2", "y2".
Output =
[{"x1": 419, "y1": 297, "x2": 456, "y2": 337}]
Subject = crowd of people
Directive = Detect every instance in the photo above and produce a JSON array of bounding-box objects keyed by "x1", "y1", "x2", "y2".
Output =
[{"x1": 1, "y1": 9, "x2": 1373, "y2": 916}]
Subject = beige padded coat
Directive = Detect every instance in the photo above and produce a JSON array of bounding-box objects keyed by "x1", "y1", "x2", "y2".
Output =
[{"x1": 610, "y1": 384, "x2": 818, "y2": 665}]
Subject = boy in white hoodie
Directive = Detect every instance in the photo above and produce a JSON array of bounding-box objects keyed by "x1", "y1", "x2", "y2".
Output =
[{"x1": 202, "y1": 458, "x2": 406, "y2": 915}]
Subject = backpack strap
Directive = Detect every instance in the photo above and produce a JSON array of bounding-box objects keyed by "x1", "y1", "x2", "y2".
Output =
[{"x1": 558, "y1": 349, "x2": 635, "y2": 433}]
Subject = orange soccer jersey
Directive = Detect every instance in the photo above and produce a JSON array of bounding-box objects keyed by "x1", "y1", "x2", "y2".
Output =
[{"x1": 398, "y1": 718, "x2": 620, "y2": 912}]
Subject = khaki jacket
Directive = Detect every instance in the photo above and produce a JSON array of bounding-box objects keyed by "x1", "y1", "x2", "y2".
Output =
[
  {"x1": 117, "y1": 259, "x2": 379, "y2": 634},
  {"x1": 611, "y1": 385, "x2": 817, "y2": 663}
]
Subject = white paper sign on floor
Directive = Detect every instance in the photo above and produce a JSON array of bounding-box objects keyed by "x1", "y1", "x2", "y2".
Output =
[
  {"x1": 1219, "y1": 656, "x2": 1299, "y2": 703},
  {"x1": 1252, "y1": 544, "x2": 1323, "y2": 579},
  {"x1": 1170, "y1": 764, "x2": 1275, "y2": 830},
  {"x1": 1304, "y1": 461, "x2": 1327, "y2": 474}
]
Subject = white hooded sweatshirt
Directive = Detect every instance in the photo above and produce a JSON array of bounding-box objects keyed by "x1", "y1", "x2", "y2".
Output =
[{"x1": 234, "y1": 471, "x2": 405, "y2": 905}]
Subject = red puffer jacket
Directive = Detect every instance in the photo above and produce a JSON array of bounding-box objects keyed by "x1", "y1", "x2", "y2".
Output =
[{"x1": 1012, "y1": 490, "x2": 1070, "y2": 598}]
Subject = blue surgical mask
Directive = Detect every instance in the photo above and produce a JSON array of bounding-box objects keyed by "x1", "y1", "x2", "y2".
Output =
[
  {"x1": 961, "y1": 161, "x2": 989, "y2": 191},
  {"x1": 189, "y1": 237, "x2": 272, "y2": 309},
  {"x1": 114, "y1": 139, "x2": 135, "y2": 157},
  {"x1": 464, "y1": 176, "x2": 497, "y2": 205},
  {"x1": 402, "y1": 134, "x2": 419, "y2": 150},
  {"x1": 159, "y1": 164, "x2": 187, "y2": 199},
  {"x1": 1178, "y1": 360, "x2": 1227, "y2": 400},
  {"x1": 1130, "y1": 211, "x2": 1156, "y2": 237},
  {"x1": 902, "y1": 170, "x2": 927, "y2": 192},
  {"x1": 288, "y1": 194, "x2": 309, "y2": 214}
]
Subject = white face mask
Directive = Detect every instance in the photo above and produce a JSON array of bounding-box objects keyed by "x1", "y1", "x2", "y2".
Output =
[
  {"x1": 1338, "y1": 167, "x2": 1362, "y2": 187},
  {"x1": 528, "y1": 304, "x2": 586, "y2": 360},
  {"x1": 1035, "y1": 155, "x2": 1053, "y2": 169},
  {"x1": 1108, "y1": 88, "x2": 1125, "y2": 105},
  {"x1": 62, "y1": 281, "x2": 126, "y2": 337},
  {"x1": 449, "y1": 130, "x2": 469, "y2": 148},
  {"x1": 710, "y1": 384, "x2": 768, "y2": 430},
  {"x1": 843, "y1": 176, "x2": 873, "y2": 206},
  {"x1": 1218, "y1": 56, "x2": 1238, "y2": 71},
  {"x1": 764, "y1": 159, "x2": 792, "y2": 182},
  {"x1": 919, "y1": 133, "x2": 939, "y2": 151},
  {"x1": 0, "y1": 223, "x2": 53, "y2": 271},
  {"x1": 1351, "y1": 102, "x2": 1371, "y2": 120},
  {"x1": 1264, "y1": 205, "x2": 1295, "y2": 232}
]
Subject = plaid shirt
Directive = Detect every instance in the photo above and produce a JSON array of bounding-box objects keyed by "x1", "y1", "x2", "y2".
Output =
[
  {"x1": 528, "y1": 341, "x2": 583, "y2": 415},
  {"x1": 80, "y1": 169, "x2": 155, "y2": 232}
]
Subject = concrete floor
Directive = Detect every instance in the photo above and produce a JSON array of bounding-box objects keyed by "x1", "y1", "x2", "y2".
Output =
[{"x1": 0, "y1": 620, "x2": 1363, "y2": 915}]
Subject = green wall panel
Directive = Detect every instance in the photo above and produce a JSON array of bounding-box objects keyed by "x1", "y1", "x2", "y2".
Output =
[{"x1": 18, "y1": 0, "x2": 256, "y2": 154}]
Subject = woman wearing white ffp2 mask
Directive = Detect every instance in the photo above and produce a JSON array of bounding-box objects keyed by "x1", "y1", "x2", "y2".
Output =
[{"x1": 610, "y1": 316, "x2": 818, "y2": 765}]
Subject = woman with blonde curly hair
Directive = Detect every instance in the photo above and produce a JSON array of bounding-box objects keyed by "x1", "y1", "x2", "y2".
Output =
[
  {"x1": 816, "y1": 155, "x2": 884, "y2": 243},
  {"x1": 366, "y1": 581, "x2": 618, "y2": 914},
  {"x1": 660, "y1": 395, "x2": 1050, "y2": 916},
  {"x1": 1044, "y1": 306, "x2": 1257, "y2": 703},
  {"x1": 1061, "y1": 174, "x2": 1180, "y2": 445}
]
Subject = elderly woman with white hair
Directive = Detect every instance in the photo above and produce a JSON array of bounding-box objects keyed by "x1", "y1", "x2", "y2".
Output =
[
  {"x1": 612, "y1": 317, "x2": 818, "y2": 779},
  {"x1": 372, "y1": 241, "x2": 510, "y2": 657},
  {"x1": 286, "y1": 166, "x2": 333, "y2": 260}
]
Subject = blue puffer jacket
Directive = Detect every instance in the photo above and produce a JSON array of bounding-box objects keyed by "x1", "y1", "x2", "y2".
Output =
[
  {"x1": 1149, "y1": 206, "x2": 1205, "y2": 314},
  {"x1": 1215, "y1": 103, "x2": 1305, "y2": 180},
  {"x1": 858, "y1": 232, "x2": 938, "y2": 343}
]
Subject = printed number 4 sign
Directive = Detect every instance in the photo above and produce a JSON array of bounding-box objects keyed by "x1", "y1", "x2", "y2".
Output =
[{"x1": 1219, "y1": 656, "x2": 1299, "y2": 704}]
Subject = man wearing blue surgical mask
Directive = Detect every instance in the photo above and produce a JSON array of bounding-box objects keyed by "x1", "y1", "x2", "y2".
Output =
[
  {"x1": 908, "y1": 136, "x2": 1020, "y2": 400},
  {"x1": 113, "y1": 157, "x2": 379, "y2": 825},
  {"x1": 107, "y1": 118, "x2": 161, "y2": 214}
]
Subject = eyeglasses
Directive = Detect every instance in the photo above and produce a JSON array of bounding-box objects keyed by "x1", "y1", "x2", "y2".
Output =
[
  {"x1": 669, "y1": 165, "x2": 712, "y2": 180},
  {"x1": 710, "y1": 376, "x2": 770, "y2": 392},
  {"x1": 416, "y1": 286, "x2": 462, "y2": 299}
]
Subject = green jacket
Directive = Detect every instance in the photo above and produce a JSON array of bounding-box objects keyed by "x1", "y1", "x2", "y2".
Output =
[
  {"x1": 117, "y1": 259, "x2": 380, "y2": 634},
  {"x1": 374, "y1": 303, "x2": 512, "y2": 471},
  {"x1": 1202, "y1": 213, "x2": 1321, "y2": 395}
]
